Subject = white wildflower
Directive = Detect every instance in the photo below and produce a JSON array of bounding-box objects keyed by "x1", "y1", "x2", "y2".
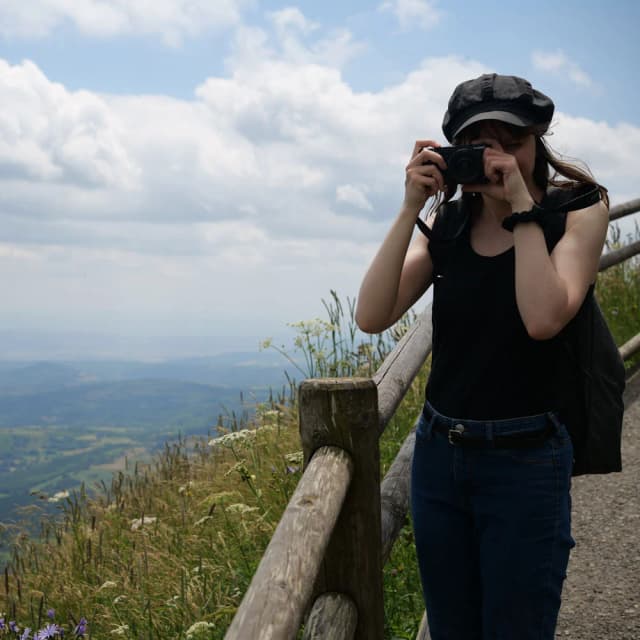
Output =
[
  {"x1": 208, "y1": 429, "x2": 253, "y2": 448},
  {"x1": 225, "y1": 503, "x2": 259, "y2": 515},
  {"x1": 285, "y1": 451, "x2": 304, "y2": 465},
  {"x1": 179, "y1": 481, "x2": 194, "y2": 495},
  {"x1": 110, "y1": 624, "x2": 129, "y2": 636},
  {"x1": 186, "y1": 621, "x2": 215, "y2": 638},
  {"x1": 130, "y1": 516, "x2": 157, "y2": 531},
  {"x1": 48, "y1": 490, "x2": 70, "y2": 503}
]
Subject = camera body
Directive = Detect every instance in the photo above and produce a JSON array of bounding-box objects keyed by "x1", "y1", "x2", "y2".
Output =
[{"x1": 426, "y1": 144, "x2": 488, "y2": 185}]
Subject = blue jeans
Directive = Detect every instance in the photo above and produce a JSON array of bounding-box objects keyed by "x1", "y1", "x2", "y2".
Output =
[{"x1": 411, "y1": 402, "x2": 575, "y2": 640}]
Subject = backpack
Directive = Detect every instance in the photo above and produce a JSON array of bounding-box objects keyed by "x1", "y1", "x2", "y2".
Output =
[{"x1": 415, "y1": 185, "x2": 625, "y2": 476}]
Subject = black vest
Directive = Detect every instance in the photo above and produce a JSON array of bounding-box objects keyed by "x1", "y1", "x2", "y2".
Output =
[{"x1": 424, "y1": 185, "x2": 597, "y2": 420}]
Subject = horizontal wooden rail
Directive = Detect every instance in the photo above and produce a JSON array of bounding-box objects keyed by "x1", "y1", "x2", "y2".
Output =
[
  {"x1": 224, "y1": 446, "x2": 353, "y2": 640},
  {"x1": 609, "y1": 198, "x2": 640, "y2": 221},
  {"x1": 599, "y1": 240, "x2": 640, "y2": 271},
  {"x1": 380, "y1": 426, "x2": 416, "y2": 565},
  {"x1": 620, "y1": 332, "x2": 640, "y2": 362},
  {"x1": 374, "y1": 306, "x2": 433, "y2": 436}
]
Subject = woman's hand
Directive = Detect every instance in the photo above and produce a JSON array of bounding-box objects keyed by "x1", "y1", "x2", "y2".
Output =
[
  {"x1": 462, "y1": 144, "x2": 535, "y2": 211},
  {"x1": 404, "y1": 139, "x2": 448, "y2": 211}
]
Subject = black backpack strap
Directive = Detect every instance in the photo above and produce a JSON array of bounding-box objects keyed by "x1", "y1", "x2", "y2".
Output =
[
  {"x1": 541, "y1": 184, "x2": 603, "y2": 252},
  {"x1": 415, "y1": 215, "x2": 433, "y2": 239},
  {"x1": 415, "y1": 198, "x2": 471, "y2": 243}
]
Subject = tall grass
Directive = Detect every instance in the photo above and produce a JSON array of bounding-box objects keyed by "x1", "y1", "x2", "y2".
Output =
[
  {"x1": 598, "y1": 221, "x2": 640, "y2": 369},
  {"x1": 1, "y1": 231, "x2": 639, "y2": 639},
  {"x1": 0, "y1": 291, "x2": 427, "y2": 639}
]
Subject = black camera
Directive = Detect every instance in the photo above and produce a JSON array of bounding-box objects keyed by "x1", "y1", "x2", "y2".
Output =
[{"x1": 425, "y1": 144, "x2": 488, "y2": 185}]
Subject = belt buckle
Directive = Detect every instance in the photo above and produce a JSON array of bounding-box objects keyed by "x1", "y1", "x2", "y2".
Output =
[{"x1": 448, "y1": 424, "x2": 465, "y2": 445}]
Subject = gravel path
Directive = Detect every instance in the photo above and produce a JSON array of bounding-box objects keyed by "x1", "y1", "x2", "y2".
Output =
[{"x1": 555, "y1": 370, "x2": 640, "y2": 639}]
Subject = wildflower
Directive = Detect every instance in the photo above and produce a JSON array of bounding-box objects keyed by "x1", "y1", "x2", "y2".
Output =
[
  {"x1": 225, "y1": 503, "x2": 259, "y2": 515},
  {"x1": 48, "y1": 490, "x2": 70, "y2": 503},
  {"x1": 0, "y1": 617, "x2": 5, "y2": 630},
  {"x1": 110, "y1": 624, "x2": 129, "y2": 636},
  {"x1": 185, "y1": 621, "x2": 215, "y2": 638},
  {"x1": 285, "y1": 451, "x2": 303, "y2": 465},
  {"x1": 178, "y1": 481, "x2": 194, "y2": 496},
  {"x1": 20, "y1": 628, "x2": 32, "y2": 640},
  {"x1": 47, "y1": 609, "x2": 55, "y2": 620},
  {"x1": 130, "y1": 516, "x2": 156, "y2": 531},
  {"x1": 208, "y1": 430, "x2": 253, "y2": 448},
  {"x1": 74, "y1": 617, "x2": 88, "y2": 637},
  {"x1": 37, "y1": 623, "x2": 60, "y2": 638},
  {"x1": 9, "y1": 621, "x2": 18, "y2": 632}
]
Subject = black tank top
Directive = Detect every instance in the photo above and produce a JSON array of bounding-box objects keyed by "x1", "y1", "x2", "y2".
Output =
[{"x1": 425, "y1": 202, "x2": 562, "y2": 420}]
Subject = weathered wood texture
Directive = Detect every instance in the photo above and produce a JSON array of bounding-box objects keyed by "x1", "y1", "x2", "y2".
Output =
[
  {"x1": 374, "y1": 306, "x2": 433, "y2": 436},
  {"x1": 299, "y1": 378, "x2": 384, "y2": 640},
  {"x1": 416, "y1": 611, "x2": 431, "y2": 640},
  {"x1": 302, "y1": 592, "x2": 358, "y2": 640},
  {"x1": 620, "y1": 331, "x2": 640, "y2": 361},
  {"x1": 380, "y1": 425, "x2": 416, "y2": 565},
  {"x1": 609, "y1": 198, "x2": 640, "y2": 221},
  {"x1": 599, "y1": 240, "x2": 640, "y2": 271},
  {"x1": 224, "y1": 446, "x2": 353, "y2": 640}
]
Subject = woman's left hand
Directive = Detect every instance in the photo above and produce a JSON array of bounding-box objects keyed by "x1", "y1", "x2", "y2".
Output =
[{"x1": 462, "y1": 147, "x2": 534, "y2": 210}]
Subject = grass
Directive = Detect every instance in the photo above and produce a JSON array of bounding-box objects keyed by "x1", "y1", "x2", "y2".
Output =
[{"x1": 1, "y1": 227, "x2": 639, "y2": 639}]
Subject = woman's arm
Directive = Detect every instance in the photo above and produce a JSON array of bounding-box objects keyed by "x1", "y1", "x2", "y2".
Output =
[
  {"x1": 355, "y1": 140, "x2": 447, "y2": 334},
  {"x1": 355, "y1": 208, "x2": 433, "y2": 334},
  {"x1": 468, "y1": 143, "x2": 609, "y2": 340},
  {"x1": 513, "y1": 199, "x2": 609, "y2": 339}
]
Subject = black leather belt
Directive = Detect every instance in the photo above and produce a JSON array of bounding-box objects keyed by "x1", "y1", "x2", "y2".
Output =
[{"x1": 424, "y1": 408, "x2": 556, "y2": 449}]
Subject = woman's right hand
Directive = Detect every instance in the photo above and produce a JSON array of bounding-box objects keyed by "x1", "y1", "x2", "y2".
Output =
[{"x1": 403, "y1": 139, "x2": 448, "y2": 211}]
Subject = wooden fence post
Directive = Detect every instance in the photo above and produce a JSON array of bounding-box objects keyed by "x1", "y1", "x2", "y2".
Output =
[{"x1": 299, "y1": 378, "x2": 384, "y2": 640}]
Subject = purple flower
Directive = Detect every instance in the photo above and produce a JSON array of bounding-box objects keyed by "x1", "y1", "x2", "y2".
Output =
[
  {"x1": 0, "y1": 617, "x2": 5, "y2": 629},
  {"x1": 20, "y1": 629, "x2": 32, "y2": 640},
  {"x1": 47, "y1": 609, "x2": 55, "y2": 620},
  {"x1": 9, "y1": 620, "x2": 19, "y2": 632},
  {"x1": 74, "y1": 618, "x2": 88, "y2": 637},
  {"x1": 37, "y1": 623, "x2": 60, "y2": 639}
]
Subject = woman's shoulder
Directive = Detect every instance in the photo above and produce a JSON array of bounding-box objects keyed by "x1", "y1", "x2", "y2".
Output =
[{"x1": 542, "y1": 182, "x2": 605, "y2": 213}]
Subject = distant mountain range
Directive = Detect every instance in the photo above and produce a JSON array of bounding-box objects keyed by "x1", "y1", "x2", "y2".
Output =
[{"x1": 0, "y1": 352, "x2": 299, "y2": 528}]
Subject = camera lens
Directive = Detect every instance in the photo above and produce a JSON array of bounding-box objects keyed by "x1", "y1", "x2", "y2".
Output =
[{"x1": 449, "y1": 148, "x2": 482, "y2": 183}]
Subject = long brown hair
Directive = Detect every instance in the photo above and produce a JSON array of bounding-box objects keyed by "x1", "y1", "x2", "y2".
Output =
[{"x1": 425, "y1": 121, "x2": 609, "y2": 220}]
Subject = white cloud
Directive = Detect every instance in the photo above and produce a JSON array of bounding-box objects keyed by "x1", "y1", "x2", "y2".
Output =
[
  {"x1": 547, "y1": 114, "x2": 640, "y2": 185},
  {"x1": 0, "y1": 0, "x2": 254, "y2": 46},
  {"x1": 336, "y1": 184, "x2": 373, "y2": 211},
  {"x1": 532, "y1": 50, "x2": 594, "y2": 89},
  {"x1": 378, "y1": 0, "x2": 444, "y2": 31},
  {"x1": 0, "y1": 59, "x2": 139, "y2": 189},
  {"x1": 0, "y1": 9, "x2": 637, "y2": 338}
]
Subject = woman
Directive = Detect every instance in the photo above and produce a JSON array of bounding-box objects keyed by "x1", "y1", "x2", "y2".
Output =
[{"x1": 355, "y1": 74, "x2": 609, "y2": 639}]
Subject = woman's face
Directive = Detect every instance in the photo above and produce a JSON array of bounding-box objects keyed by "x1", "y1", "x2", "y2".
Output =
[{"x1": 459, "y1": 120, "x2": 539, "y2": 191}]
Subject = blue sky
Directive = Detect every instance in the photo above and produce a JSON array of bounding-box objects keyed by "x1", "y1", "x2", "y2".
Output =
[{"x1": 0, "y1": 0, "x2": 638, "y2": 356}]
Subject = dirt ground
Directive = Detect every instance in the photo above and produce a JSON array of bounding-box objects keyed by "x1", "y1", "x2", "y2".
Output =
[{"x1": 555, "y1": 370, "x2": 640, "y2": 639}]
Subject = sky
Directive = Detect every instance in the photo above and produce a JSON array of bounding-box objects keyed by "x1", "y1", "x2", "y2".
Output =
[{"x1": 0, "y1": 0, "x2": 639, "y2": 356}]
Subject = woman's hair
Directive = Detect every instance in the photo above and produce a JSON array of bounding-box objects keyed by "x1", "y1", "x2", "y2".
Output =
[{"x1": 425, "y1": 120, "x2": 609, "y2": 220}]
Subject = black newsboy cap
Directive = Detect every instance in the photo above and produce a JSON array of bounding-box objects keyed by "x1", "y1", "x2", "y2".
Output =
[{"x1": 442, "y1": 73, "x2": 555, "y2": 143}]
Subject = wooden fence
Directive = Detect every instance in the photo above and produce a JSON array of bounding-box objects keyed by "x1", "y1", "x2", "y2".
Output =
[{"x1": 225, "y1": 198, "x2": 640, "y2": 640}]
